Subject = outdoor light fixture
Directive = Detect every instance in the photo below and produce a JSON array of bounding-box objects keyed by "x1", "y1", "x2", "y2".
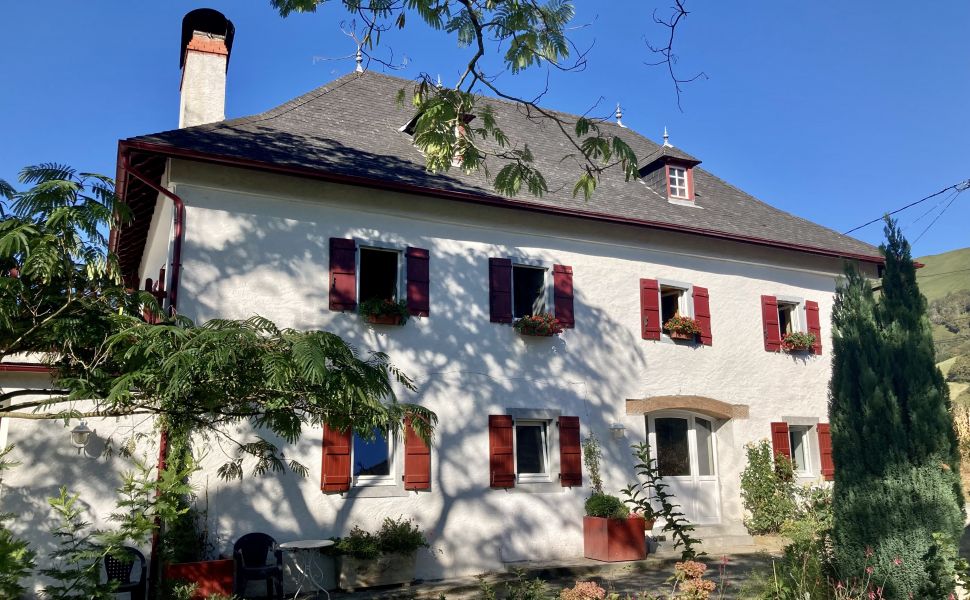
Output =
[
  {"x1": 69, "y1": 421, "x2": 92, "y2": 450},
  {"x1": 609, "y1": 422, "x2": 626, "y2": 440}
]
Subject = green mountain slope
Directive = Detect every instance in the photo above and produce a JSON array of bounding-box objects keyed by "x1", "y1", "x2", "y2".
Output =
[{"x1": 917, "y1": 247, "x2": 970, "y2": 388}]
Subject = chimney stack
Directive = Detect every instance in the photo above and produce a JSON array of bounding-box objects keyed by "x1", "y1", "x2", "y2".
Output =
[{"x1": 179, "y1": 9, "x2": 234, "y2": 128}]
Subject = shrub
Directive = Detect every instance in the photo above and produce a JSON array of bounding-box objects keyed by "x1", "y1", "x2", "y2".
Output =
[
  {"x1": 739, "y1": 440, "x2": 795, "y2": 534},
  {"x1": 584, "y1": 493, "x2": 629, "y2": 519},
  {"x1": 335, "y1": 517, "x2": 428, "y2": 558},
  {"x1": 581, "y1": 434, "x2": 604, "y2": 496}
]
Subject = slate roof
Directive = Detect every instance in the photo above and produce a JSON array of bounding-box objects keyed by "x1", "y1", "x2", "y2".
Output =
[{"x1": 125, "y1": 71, "x2": 881, "y2": 262}]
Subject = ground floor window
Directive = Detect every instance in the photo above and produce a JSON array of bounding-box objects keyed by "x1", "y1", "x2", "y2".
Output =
[
  {"x1": 353, "y1": 427, "x2": 396, "y2": 485},
  {"x1": 788, "y1": 426, "x2": 813, "y2": 476},
  {"x1": 515, "y1": 419, "x2": 550, "y2": 482}
]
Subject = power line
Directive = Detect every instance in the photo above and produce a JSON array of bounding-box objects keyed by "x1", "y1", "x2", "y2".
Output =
[
  {"x1": 843, "y1": 179, "x2": 970, "y2": 235},
  {"x1": 917, "y1": 267, "x2": 970, "y2": 279},
  {"x1": 913, "y1": 188, "x2": 965, "y2": 245}
]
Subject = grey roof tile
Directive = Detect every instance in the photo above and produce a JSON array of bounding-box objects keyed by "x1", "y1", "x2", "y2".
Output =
[{"x1": 128, "y1": 71, "x2": 880, "y2": 261}]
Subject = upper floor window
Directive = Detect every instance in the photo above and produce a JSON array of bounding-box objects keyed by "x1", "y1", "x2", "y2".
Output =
[
  {"x1": 761, "y1": 295, "x2": 822, "y2": 354},
  {"x1": 777, "y1": 300, "x2": 799, "y2": 336},
  {"x1": 512, "y1": 264, "x2": 547, "y2": 318},
  {"x1": 668, "y1": 166, "x2": 689, "y2": 199},
  {"x1": 660, "y1": 284, "x2": 690, "y2": 327},
  {"x1": 358, "y1": 247, "x2": 400, "y2": 303}
]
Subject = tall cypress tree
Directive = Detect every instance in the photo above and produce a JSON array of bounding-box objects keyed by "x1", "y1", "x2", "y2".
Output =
[{"x1": 830, "y1": 218, "x2": 964, "y2": 598}]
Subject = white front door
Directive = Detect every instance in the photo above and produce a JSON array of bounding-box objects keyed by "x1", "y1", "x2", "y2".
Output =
[{"x1": 647, "y1": 412, "x2": 721, "y2": 524}]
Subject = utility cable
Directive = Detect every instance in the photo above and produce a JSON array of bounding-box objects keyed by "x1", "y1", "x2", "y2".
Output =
[
  {"x1": 843, "y1": 179, "x2": 970, "y2": 235},
  {"x1": 913, "y1": 188, "x2": 966, "y2": 245}
]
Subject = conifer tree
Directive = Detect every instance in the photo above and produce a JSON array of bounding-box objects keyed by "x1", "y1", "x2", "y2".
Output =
[{"x1": 830, "y1": 218, "x2": 964, "y2": 598}]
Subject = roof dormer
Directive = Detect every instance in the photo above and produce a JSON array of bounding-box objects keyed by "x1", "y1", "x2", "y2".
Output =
[{"x1": 638, "y1": 143, "x2": 701, "y2": 204}]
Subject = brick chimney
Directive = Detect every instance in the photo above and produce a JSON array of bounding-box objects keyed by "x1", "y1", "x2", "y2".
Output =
[{"x1": 179, "y1": 9, "x2": 234, "y2": 128}]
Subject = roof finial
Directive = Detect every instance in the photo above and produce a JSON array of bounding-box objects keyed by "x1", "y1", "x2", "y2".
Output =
[
  {"x1": 436, "y1": 74, "x2": 443, "y2": 89},
  {"x1": 663, "y1": 126, "x2": 672, "y2": 147},
  {"x1": 615, "y1": 103, "x2": 625, "y2": 128},
  {"x1": 354, "y1": 46, "x2": 363, "y2": 73}
]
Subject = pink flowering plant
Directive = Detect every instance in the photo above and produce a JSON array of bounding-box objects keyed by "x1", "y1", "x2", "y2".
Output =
[
  {"x1": 663, "y1": 315, "x2": 702, "y2": 336},
  {"x1": 780, "y1": 331, "x2": 816, "y2": 352},
  {"x1": 513, "y1": 312, "x2": 564, "y2": 336}
]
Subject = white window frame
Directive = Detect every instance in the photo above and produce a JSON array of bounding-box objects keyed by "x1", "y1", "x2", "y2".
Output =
[
  {"x1": 513, "y1": 419, "x2": 552, "y2": 483},
  {"x1": 668, "y1": 166, "x2": 689, "y2": 199},
  {"x1": 775, "y1": 295, "x2": 806, "y2": 337},
  {"x1": 509, "y1": 258, "x2": 552, "y2": 319},
  {"x1": 657, "y1": 279, "x2": 693, "y2": 337},
  {"x1": 355, "y1": 242, "x2": 405, "y2": 304},
  {"x1": 352, "y1": 428, "x2": 399, "y2": 488},
  {"x1": 788, "y1": 425, "x2": 814, "y2": 477}
]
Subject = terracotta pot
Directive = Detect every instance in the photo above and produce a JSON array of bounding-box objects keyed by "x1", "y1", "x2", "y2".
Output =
[
  {"x1": 668, "y1": 330, "x2": 694, "y2": 340},
  {"x1": 583, "y1": 516, "x2": 647, "y2": 562},
  {"x1": 164, "y1": 559, "x2": 234, "y2": 600},
  {"x1": 366, "y1": 314, "x2": 403, "y2": 325}
]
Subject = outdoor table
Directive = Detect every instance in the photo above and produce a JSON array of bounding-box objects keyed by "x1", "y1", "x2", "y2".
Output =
[{"x1": 279, "y1": 539, "x2": 335, "y2": 600}]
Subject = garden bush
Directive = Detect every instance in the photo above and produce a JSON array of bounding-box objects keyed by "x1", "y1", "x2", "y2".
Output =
[
  {"x1": 947, "y1": 354, "x2": 970, "y2": 383},
  {"x1": 739, "y1": 440, "x2": 795, "y2": 535},
  {"x1": 584, "y1": 493, "x2": 629, "y2": 519},
  {"x1": 335, "y1": 516, "x2": 428, "y2": 558}
]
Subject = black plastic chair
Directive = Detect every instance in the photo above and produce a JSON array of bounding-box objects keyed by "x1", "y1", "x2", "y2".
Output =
[
  {"x1": 103, "y1": 546, "x2": 146, "y2": 600},
  {"x1": 233, "y1": 532, "x2": 284, "y2": 599}
]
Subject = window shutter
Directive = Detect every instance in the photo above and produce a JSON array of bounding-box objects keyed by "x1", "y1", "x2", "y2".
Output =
[
  {"x1": 403, "y1": 417, "x2": 431, "y2": 490},
  {"x1": 553, "y1": 264, "x2": 575, "y2": 328},
  {"x1": 488, "y1": 258, "x2": 513, "y2": 323},
  {"x1": 761, "y1": 295, "x2": 781, "y2": 352},
  {"x1": 693, "y1": 286, "x2": 712, "y2": 346},
  {"x1": 817, "y1": 423, "x2": 834, "y2": 481},
  {"x1": 406, "y1": 247, "x2": 430, "y2": 317},
  {"x1": 488, "y1": 415, "x2": 515, "y2": 488},
  {"x1": 805, "y1": 300, "x2": 822, "y2": 355},
  {"x1": 640, "y1": 278, "x2": 661, "y2": 340},
  {"x1": 558, "y1": 416, "x2": 582, "y2": 487},
  {"x1": 770, "y1": 422, "x2": 791, "y2": 461},
  {"x1": 321, "y1": 424, "x2": 352, "y2": 492},
  {"x1": 329, "y1": 238, "x2": 357, "y2": 311}
]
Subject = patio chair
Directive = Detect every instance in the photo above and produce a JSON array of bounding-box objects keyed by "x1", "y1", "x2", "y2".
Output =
[
  {"x1": 103, "y1": 546, "x2": 146, "y2": 600},
  {"x1": 233, "y1": 532, "x2": 284, "y2": 599}
]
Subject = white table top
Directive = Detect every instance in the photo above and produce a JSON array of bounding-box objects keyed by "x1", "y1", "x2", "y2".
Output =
[{"x1": 279, "y1": 539, "x2": 335, "y2": 550}]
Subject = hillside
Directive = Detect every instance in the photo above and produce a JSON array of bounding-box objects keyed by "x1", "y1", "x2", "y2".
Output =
[{"x1": 917, "y1": 247, "x2": 970, "y2": 399}]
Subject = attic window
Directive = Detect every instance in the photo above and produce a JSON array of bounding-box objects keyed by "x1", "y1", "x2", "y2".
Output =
[{"x1": 668, "y1": 166, "x2": 688, "y2": 199}]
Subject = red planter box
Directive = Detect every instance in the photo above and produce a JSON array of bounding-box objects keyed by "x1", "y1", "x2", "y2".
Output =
[
  {"x1": 366, "y1": 314, "x2": 403, "y2": 325},
  {"x1": 164, "y1": 559, "x2": 234, "y2": 599},
  {"x1": 583, "y1": 516, "x2": 647, "y2": 562}
]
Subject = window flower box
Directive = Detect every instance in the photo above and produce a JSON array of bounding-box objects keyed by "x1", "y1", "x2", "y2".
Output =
[
  {"x1": 513, "y1": 313, "x2": 564, "y2": 337},
  {"x1": 663, "y1": 315, "x2": 701, "y2": 341},
  {"x1": 359, "y1": 298, "x2": 409, "y2": 326},
  {"x1": 781, "y1": 331, "x2": 816, "y2": 353}
]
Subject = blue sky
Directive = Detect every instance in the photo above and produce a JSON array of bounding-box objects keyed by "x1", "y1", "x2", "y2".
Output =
[{"x1": 1, "y1": 2, "x2": 967, "y2": 257}]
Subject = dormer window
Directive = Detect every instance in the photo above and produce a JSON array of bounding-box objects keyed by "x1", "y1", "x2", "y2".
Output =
[{"x1": 668, "y1": 165, "x2": 689, "y2": 199}]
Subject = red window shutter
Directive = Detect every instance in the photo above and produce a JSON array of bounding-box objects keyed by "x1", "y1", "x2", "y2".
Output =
[
  {"x1": 817, "y1": 423, "x2": 834, "y2": 481},
  {"x1": 640, "y1": 278, "x2": 661, "y2": 340},
  {"x1": 488, "y1": 415, "x2": 515, "y2": 488},
  {"x1": 489, "y1": 258, "x2": 513, "y2": 324},
  {"x1": 329, "y1": 238, "x2": 357, "y2": 311},
  {"x1": 321, "y1": 424, "x2": 352, "y2": 492},
  {"x1": 770, "y1": 422, "x2": 791, "y2": 461},
  {"x1": 403, "y1": 417, "x2": 431, "y2": 490},
  {"x1": 406, "y1": 247, "x2": 430, "y2": 317},
  {"x1": 693, "y1": 286, "x2": 712, "y2": 346},
  {"x1": 558, "y1": 416, "x2": 582, "y2": 487},
  {"x1": 553, "y1": 264, "x2": 575, "y2": 328},
  {"x1": 761, "y1": 295, "x2": 781, "y2": 352},
  {"x1": 805, "y1": 300, "x2": 822, "y2": 355}
]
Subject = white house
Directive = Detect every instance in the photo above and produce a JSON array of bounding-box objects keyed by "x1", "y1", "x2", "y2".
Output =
[{"x1": 1, "y1": 8, "x2": 882, "y2": 591}]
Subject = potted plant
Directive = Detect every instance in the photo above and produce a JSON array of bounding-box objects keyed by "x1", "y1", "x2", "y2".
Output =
[
  {"x1": 582, "y1": 493, "x2": 646, "y2": 562},
  {"x1": 512, "y1": 312, "x2": 564, "y2": 337},
  {"x1": 335, "y1": 517, "x2": 428, "y2": 591},
  {"x1": 358, "y1": 298, "x2": 409, "y2": 326},
  {"x1": 781, "y1": 331, "x2": 816, "y2": 353},
  {"x1": 663, "y1": 315, "x2": 701, "y2": 340},
  {"x1": 162, "y1": 496, "x2": 234, "y2": 599}
]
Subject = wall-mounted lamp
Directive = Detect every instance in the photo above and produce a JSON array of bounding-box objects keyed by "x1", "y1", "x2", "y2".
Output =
[
  {"x1": 609, "y1": 422, "x2": 626, "y2": 440},
  {"x1": 69, "y1": 422, "x2": 92, "y2": 450}
]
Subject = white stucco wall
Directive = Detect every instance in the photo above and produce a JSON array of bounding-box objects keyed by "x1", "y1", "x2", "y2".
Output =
[{"x1": 2, "y1": 158, "x2": 878, "y2": 585}]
